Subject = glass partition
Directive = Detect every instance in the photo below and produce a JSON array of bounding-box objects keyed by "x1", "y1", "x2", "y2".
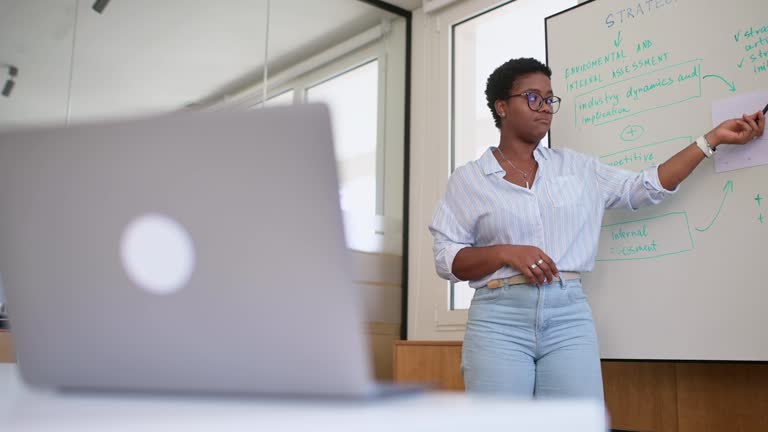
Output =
[{"x1": 0, "y1": 0, "x2": 410, "y2": 328}]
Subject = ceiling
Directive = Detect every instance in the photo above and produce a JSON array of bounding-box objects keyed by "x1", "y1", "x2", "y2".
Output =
[{"x1": 0, "y1": 0, "x2": 410, "y2": 130}]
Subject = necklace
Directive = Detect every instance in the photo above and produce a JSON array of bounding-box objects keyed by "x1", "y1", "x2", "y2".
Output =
[{"x1": 494, "y1": 147, "x2": 535, "y2": 189}]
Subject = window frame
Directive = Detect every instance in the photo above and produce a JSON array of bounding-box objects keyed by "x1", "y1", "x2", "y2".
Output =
[
  {"x1": 210, "y1": 23, "x2": 404, "y2": 256},
  {"x1": 407, "y1": 0, "x2": 583, "y2": 340}
]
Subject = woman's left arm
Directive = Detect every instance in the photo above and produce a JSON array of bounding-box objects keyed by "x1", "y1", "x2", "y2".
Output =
[{"x1": 658, "y1": 111, "x2": 765, "y2": 190}]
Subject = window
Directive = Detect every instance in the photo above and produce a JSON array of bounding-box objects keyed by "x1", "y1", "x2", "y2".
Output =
[
  {"x1": 450, "y1": 0, "x2": 577, "y2": 310},
  {"x1": 306, "y1": 60, "x2": 381, "y2": 252},
  {"x1": 218, "y1": 28, "x2": 404, "y2": 257}
]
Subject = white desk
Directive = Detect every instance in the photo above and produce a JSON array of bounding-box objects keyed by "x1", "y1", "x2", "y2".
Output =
[{"x1": 0, "y1": 364, "x2": 606, "y2": 431}]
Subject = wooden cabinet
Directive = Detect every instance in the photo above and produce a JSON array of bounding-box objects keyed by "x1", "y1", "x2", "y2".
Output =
[
  {"x1": 393, "y1": 341, "x2": 463, "y2": 391},
  {"x1": 394, "y1": 341, "x2": 768, "y2": 432}
]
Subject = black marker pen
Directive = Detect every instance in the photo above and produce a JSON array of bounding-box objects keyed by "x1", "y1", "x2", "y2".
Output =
[{"x1": 759, "y1": 103, "x2": 768, "y2": 125}]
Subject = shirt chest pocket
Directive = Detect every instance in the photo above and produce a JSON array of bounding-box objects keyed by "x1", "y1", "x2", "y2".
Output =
[{"x1": 543, "y1": 175, "x2": 585, "y2": 207}]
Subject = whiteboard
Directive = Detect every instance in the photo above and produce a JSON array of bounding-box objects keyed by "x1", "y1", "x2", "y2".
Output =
[{"x1": 545, "y1": 0, "x2": 768, "y2": 360}]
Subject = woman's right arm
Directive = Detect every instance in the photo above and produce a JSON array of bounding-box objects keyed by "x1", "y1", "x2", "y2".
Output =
[
  {"x1": 450, "y1": 245, "x2": 506, "y2": 281},
  {"x1": 453, "y1": 245, "x2": 559, "y2": 285},
  {"x1": 430, "y1": 170, "x2": 557, "y2": 286}
]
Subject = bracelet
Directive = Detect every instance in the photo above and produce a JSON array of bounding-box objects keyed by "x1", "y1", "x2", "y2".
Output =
[{"x1": 696, "y1": 135, "x2": 716, "y2": 158}]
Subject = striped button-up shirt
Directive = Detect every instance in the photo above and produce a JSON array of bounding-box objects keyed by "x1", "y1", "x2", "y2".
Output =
[{"x1": 430, "y1": 145, "x2": 677, "y2": 288}]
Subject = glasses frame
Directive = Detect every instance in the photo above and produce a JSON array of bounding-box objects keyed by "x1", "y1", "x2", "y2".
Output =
[{"x1": 504, "y1": 92, "x2": 561, "y2": 114}]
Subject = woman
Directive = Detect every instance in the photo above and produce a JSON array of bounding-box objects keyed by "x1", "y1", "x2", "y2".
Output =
[{"x1": 429, "y1": 57, "x2": 764, "y2": 400}]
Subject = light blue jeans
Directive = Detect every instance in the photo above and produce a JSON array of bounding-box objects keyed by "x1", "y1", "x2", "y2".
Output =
[{"x1": 462, "y1": 279, "x2": 604, "y2": 400}]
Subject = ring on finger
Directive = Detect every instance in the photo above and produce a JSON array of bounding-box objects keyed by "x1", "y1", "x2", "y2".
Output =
[
  {"x1": 536, "y1": 259, "x2": 544, "y2": 265},
  {"x1": 530, "y1": 263, "x2": 538, "y2": 270}
]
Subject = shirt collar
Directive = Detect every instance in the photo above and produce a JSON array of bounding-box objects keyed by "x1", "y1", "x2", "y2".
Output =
[
  {"x1": 534, "y1": 144, "x2": 550, "y2": 160},
  {"x1": 480, "y1": 144, "x2": 550, "y2": 176},
  {"x1": 480, "y1": 147, "x2": 505, "y2": 175}
]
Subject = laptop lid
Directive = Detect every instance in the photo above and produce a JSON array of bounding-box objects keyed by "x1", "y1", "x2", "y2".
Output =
[{"x1": 0, "y1": 104, "x2": 377, "y2": 397}]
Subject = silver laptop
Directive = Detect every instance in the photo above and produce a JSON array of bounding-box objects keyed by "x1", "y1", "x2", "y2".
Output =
[{"x1": 0, "y1": 104, "x2": 399, "y2": 397}]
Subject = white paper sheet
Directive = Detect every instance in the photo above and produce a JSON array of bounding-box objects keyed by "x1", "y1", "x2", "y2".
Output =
[{"x1": 711, "y1": 91, "x2": 768, "y2": 173}]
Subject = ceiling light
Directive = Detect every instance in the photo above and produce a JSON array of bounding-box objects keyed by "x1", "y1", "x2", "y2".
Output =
[
  {"x1": 92, "y1": 0, "x2": 111, "y2": 14},
  {"x1": 1, "y1": 64, "x2": 17, "y2": 98},
  {"x1": 1, "y1": 80, "x2": 14, "y2": 97}
]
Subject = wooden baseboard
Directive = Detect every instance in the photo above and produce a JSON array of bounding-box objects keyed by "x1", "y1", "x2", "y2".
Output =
[
  {"x1": 368, "y1": 322, "x2": 401, "y2": 381},
  {"x1": 0, "y1": 324, "x2": 401, "y2": 377},
  {"x1": 0, "y1": 331, "x2": 14, "y2": 363}
]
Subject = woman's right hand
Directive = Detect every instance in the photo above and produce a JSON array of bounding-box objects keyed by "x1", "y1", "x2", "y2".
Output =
[{"x1": 498, "y1": 245, "x2": 559, "y2": 285}]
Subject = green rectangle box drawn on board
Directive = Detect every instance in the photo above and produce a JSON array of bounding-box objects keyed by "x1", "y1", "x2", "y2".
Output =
[
  {"x1": 574, "y1": 59, "x2": 703, "y2": 127},
  {"x1": 596, "y1": 211, "x2": 694, "y2": 262}
]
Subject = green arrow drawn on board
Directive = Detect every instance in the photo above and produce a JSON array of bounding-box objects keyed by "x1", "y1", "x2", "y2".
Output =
[
  {"x1": 613, "y1": 31, "x2": 623, "y2": 48},
  {"x1": 695, "y1": 180, "x2": 734, "y2": 232},
  {"x1": 703, "y1": 74, "x2": 736, "y2": 92}
]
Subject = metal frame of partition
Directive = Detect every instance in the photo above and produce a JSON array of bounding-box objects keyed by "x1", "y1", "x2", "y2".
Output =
[{"x1": 357, "y1": 0, "x2": 411, "y2": 340}]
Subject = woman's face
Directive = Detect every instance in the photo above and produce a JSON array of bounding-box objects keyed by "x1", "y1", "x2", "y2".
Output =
[{"x1": 496, "y1": 72, "x2": 555, "y2": 144}]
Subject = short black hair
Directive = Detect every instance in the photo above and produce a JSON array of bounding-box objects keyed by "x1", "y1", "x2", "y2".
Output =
[{"x1": 485, "y1": 58, "x2": 552, "y2": 129}]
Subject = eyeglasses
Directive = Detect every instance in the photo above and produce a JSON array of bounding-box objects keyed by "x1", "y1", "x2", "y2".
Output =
[{"x1": 505, "y1": 92, "x2": 561, "y2": 114}]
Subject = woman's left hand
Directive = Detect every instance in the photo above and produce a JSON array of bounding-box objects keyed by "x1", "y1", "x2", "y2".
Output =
[{"x1": 706, "y1": 110, "x2": 765, "y2": 147}]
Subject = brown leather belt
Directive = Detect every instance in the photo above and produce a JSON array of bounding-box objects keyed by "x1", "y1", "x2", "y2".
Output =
[{"x1": 486, "y1": 271, "x2": 581, "y2": 289}]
